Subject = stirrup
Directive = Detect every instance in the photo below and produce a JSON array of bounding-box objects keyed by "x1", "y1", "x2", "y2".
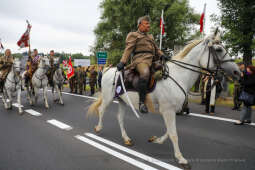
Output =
[{"x1": 139, "y1": 102, "x2": 148, "y2": 114}]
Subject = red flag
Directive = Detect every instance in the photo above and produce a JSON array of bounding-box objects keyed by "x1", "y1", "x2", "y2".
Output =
[
  {"x1": 67, "y1": 57, "x2": 74, "y2": 79},
  {"x1": 17, "y1": 21, "x2": 32, "y2": 48},
  {"x1": 200, "y1": 4, "x2": 206, "y2": 33},
  {"x1": 160, "y1": 11, "x2": 165, "y2": 35}
]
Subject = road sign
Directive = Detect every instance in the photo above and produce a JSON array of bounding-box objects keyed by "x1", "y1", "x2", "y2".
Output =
[{"x1": 96, "y1": 52, "x2": 107, "y2": 65}]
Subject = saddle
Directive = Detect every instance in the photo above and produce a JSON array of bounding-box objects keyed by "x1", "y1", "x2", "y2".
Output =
[{"x1": 115, "y1": 61, "x2": 163, "y2": 97}]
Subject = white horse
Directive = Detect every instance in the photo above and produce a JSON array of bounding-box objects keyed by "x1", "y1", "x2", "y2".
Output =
[
  {"x1": 52, "y1": 63, "x2": 64, "y2": 105},
  {"x1": 2, "y1": 59, "x2": 23, "y2": 114},
  {"x1": 88, "y1": 31, "x2": 240, "y2": 169},
  {"x1": 27, "y1": 56, "x2": 49, "y2": 108}
]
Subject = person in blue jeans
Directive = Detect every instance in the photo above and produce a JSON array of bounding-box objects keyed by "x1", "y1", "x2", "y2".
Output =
[{"x1": 234, "y1": 65, "x2": 255, "y2": 125}]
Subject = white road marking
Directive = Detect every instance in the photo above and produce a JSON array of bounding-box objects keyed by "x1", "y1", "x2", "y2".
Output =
[
  {"x1": 47, "y1": 119, "x2": 72, "y2": 130},
  {"x1": 12, "y1": 103, "x2": 24, "y2": 108},
  {"x1": 85, "y1": 133, "x2": 181, "y2": 170},
  {"x1": 75, "y1": 135, "x2": 158, "y2": 170},
  {"x1": 189, "y1": 113, "x2": 255, "y2": 126},
  {"x1": 25, "y1": 109, "x2": 42, "y2": 116},
  {"x1": 61, "y1": 91, "x2": 255, "y2": 126},
  {"x1": 61, "y1": 91, "x2": 119, "y2": 103}
]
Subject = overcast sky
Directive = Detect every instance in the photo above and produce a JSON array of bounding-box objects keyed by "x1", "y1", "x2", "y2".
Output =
[{"x1": 0, "y1": 0, "x2": 220, "y2": 55}]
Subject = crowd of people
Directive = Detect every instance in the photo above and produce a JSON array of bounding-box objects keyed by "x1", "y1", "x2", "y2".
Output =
[{"x1": 68, "y1": 65, "x2": 103, "y2": 96}]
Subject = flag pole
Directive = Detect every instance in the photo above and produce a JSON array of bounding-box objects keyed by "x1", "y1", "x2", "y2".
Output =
[
  {"x1": 202, "y1": 3, "x2": 206, "y2": 38},
  {"x1": 159, "y1": 10, "x2": 164, "y2": 50},
  {"x1": 26, "y1": 20, "x2": 31, "y2": 57}
]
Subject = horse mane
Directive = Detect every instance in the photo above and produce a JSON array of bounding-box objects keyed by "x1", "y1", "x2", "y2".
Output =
[{"x1": 172, "y1": 39, "x2": 203, "y2": 61}]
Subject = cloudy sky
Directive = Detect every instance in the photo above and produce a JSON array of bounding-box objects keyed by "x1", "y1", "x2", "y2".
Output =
[{"x1": 0, "y1": 0, "x2": 220, "y2": 55}]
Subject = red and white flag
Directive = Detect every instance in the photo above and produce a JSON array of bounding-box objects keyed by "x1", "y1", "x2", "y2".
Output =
[
  {"x1": 17, "y1": 21, "x2": 32, "y2": 48},
  {"x1": 67, "y1": 57, "x2": 74, "y2": 79},
  {"x1": 0, "y1": 39, "x2": 4, "y2": 50},
  {"x1": 200, "y1": 3, "x2": 206, "y2": 33},
  {"x1": 63, "y1": 60, "x2": 68, "y2": 67},
  {"x1": 160, "y1": 10, "x2": 165, "y2": 35}
]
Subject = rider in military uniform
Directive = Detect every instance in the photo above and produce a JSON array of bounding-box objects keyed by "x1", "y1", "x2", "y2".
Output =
[
  {"x1": 47, "y1": 50, "x2": 59, "y2": 87},
  {"x1": 0, "y1": 49, "x2": 14, "y2": 92},
  {"x1": 117, "y1": 16, "x2": 169, "y2": 113},
  {"x1": 25, "y1": 49, "x2": 40, "y2": 87}
]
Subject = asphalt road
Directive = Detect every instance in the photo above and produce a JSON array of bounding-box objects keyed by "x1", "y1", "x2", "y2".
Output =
[{"x1": 0, "y1": 90, "x2": 255, "y2": 170}]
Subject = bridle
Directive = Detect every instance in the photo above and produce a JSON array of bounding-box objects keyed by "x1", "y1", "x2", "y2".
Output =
[
  {"x1": 34, "y1": 60, "x2": 48, "y2": 88},
  {"x1": 162, "y1": 42, "x2": 235, "y2": 109}
]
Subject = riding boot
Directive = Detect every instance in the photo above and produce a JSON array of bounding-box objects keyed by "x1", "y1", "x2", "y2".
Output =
[
  {"x1": 0, "y1": 79, "x2": 4, "y2": 93},
  {"x1": 138, "y1": 79, "x2": 148, "y2": 114}
]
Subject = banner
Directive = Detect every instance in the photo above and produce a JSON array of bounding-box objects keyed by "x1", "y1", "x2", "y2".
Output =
[
  {"x1": 67, "y1": 57, "x2": 74, "y2": 79},
  {"x1": 74, "y1": 59, "x2": 90, "y2": 66},
  {"x1": 17, "y1": 20, "x2": 32, "y2": 48}
]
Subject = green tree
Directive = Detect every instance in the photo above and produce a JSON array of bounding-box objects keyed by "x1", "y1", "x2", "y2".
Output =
[
  {"x1": 92, "y1": 0, "x2": 200, "y2": 65},
  {"x1": 217, "y1": 0, "x2": 255, "y2": 66}
]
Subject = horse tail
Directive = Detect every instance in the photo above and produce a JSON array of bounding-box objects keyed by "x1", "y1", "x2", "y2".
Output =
[{"x1": 87, "y1": 94, "x2": 103, "y2": 117}]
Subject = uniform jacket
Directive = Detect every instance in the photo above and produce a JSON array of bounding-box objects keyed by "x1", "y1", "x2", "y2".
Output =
[
  {"x1": 241, "y1": 72, "x2": 255, "y2": 95},
  {"x1": 120, "y1": 30, "x2": 163, "y2": 67},
  {"x1": 0, "y1": 55, "x2": 13, "y2": 79}
]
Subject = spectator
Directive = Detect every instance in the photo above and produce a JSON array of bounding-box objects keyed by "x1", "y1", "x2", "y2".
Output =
[
  {"x1": 234, "y1": 65, "x2": 255, "y2": 125},
  {"x1": 89, "y1": 65, "x2": 98, "y2": 96},
  {"x1": 232, "y1": 62, "x2": 245, "y2": 110},
  {"x1": 98, "y1": 66, "x2": 103, "y2": 90}
]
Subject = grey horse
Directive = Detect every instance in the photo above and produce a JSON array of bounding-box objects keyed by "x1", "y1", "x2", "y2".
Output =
[
  {"x1": 52, "y1": 59, "x2": 64, "y2": 105},
  {"x1": 27, "y1": 56, "x2": 49, "y2": 108},
  {"x1": 2, "y1": 59, "x2": 23, "y2": 114}
]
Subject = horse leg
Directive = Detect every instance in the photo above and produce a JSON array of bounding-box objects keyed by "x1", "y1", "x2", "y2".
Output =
[
  {"x1": 6, "y1": 89, "x2": 12, "y2": 109},
  {"x1": 117, "y1": 101, "x2": 133, "y2": 146},
  {"x1": 17, "y1": 87, "x2": 23, "y2": 114},
  {"x1": 33, "y1": 87, "x2": 38, "y2": 105},
  {"x1": 161, "y1": 110, "x2": 190, "y2": 169},
  {"x1": 43, "y1": 86, "x2": 49, "y2": 109},
  {"x1": 148, "y1": 132, "x2": 168, "y2": 144},
  {"x1": 94, "y1": 96, "x2": 112, "y2": 133},
  {"x1": 2, "y1": 88, "x2": 8, "y2": 109},
  {"x1": 56, "y1": 84, "x2": 63, "y2": 105}
]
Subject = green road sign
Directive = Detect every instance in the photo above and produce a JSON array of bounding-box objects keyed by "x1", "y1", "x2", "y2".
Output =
[{"x1": 96, "y1": 52, "x2": 107, "y2": 64}]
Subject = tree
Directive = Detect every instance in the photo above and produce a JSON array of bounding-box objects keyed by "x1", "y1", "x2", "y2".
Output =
[
  {"x1": 92, "y1": 0, "x2": 200, "y2": 65},
  {"x1": 217, "y1": 0, "x2": 255, "y2": 66}
]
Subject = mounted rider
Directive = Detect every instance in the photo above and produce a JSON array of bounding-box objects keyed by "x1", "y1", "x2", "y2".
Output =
[
  {"x1": 117, "y1": 16, "x2": 170, "y2": 114},
  {"x1": 25, "y1": 49, "x2": 40, "y2": 86},
  {"x1": 47, "y1": 50, "x2": 59, "y2": 86},
  {"x1": 0, "y1": 49, "x2": 14, "y2": 92}
]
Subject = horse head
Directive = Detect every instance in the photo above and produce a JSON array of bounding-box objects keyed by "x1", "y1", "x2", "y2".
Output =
[
  {"x1": 13, "y1": 58, "x2": 22, "y2": 75},
  {"x1": 38, "y1": 56, "x2": 49, "y2": 69},
  {"x1": 200, "y1": 28, "x2": 241, "y2": 80}
]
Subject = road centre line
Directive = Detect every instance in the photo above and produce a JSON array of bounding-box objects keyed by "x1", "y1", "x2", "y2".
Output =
[
  {"x1": 85, "y1": 133, "x2": 181, "y2": 170},
  {"x1": 61, "y1": 92, "x2": 255, "y2": 126},
  {"x1": 189, "y1": 113, "x2": 255, "y2": 126},
  {"x1": 25, "y1": 109, "x2": 42, "y2": 116},
  {"x1": 47, "y1": 119, "x2": 72, "y2": 130},
  {"x1": 12, "y1": 103, "x2": 24, "y2": 108},
  {"x1": 75, "y1": 135, "x2": 158, "y2": 170}
]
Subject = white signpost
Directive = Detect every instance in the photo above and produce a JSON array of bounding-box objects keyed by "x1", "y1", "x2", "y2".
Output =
[{"x1": 74, "y1": 59, "x2": 90, "y2": 66}]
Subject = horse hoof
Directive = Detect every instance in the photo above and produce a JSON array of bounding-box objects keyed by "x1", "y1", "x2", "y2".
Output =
[
  {"x1": 94, "y1": 126, "x2": 101, "y2": 133},
  {"x1": 124, "y1": 139, "x2": 134, "y2": 146},
  {"x1": 19, "y1": 111, "x2": 24, "y2": 115},
  {"x1": 148, "y1": 136, "x2": 157, "y2": 143},
  {"x1": 179, "y1": 163, "x2": 191, "y2": 170}
]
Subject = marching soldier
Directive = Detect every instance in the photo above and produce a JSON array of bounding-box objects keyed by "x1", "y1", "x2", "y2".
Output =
[
  {"x1": 116, "y1": 16, "x2": 170, "y2": 113},
  {"x1": 89, "y1": 65, "x2": 97, "y2": 96},
  {"x1": 83, "y1": 66, "x2": 89, "y2": 92},
  {"x1": 0, "y1": 49, "x2": 14, "y2": 92},
  {"x1": 76, "y1": 65, "x2": 84, "y2": 95},
  {"x1": 25, "y1": 49, "x2": 40, "y2": 87}
]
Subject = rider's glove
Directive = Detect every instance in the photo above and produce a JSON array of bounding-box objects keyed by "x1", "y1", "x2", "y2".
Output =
[
  {"x1": 161, "y1": 55, "x2": 171, "y2": 61},
  {"x1": 117, "y1": 62, "x2": 125, "y2": 71}
]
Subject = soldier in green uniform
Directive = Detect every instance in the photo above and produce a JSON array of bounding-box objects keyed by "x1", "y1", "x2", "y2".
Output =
[
  {"x1": 69, "y1": 66, "x2": 76, "y2": 93},
  {"x1": 116, "y1": 16, "x2": 169, "y2": 113},
  {"x1": 89, "y1": 65, "x2": 97, "y2": 96},
  {"x1": 76, "y1": 65, "x2": 84, "y2": 95},
  {"x1": 0, "y1": 49, "x2": 14, "y2": 92}
]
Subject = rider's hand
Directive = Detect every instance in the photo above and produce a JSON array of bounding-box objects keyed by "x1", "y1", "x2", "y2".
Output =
[
  {"x1": 117, "y1": 62, "x2": 125, "y2": 71},
  {"x1": 161, "y1": 55, "x2": 171, "y2": 61}
]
